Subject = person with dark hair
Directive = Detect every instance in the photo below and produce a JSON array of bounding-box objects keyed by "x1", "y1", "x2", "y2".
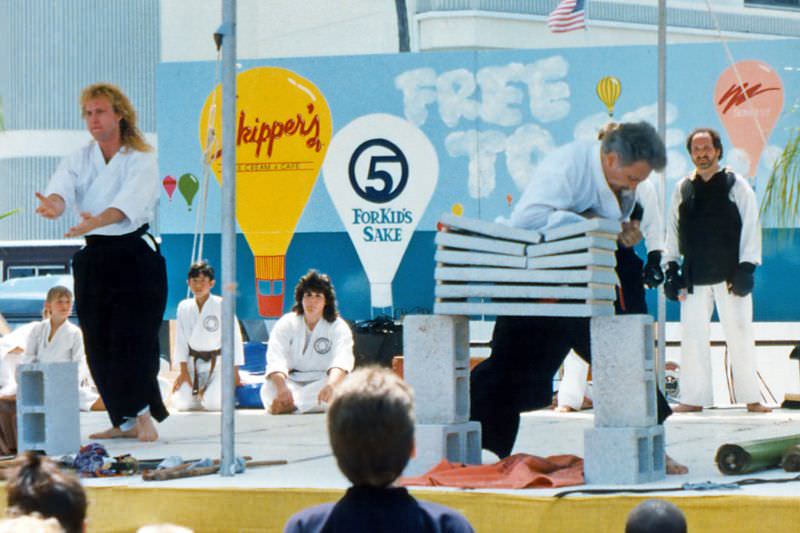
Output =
[
  {"x1": 261, "y1": 270, "x2": 354, "y2": 414},
  {"x1": 625, "y1": 499, "x2": 687, "y2": 533},
  {"x1": 471, "y1": 122, "x2": 688, "y2": 474},
  {"x1": 35, "y1": 82, "x2": 168, "y2": 441},
  {"x1": 170, "y1": 261, "x2": 244, "y2": 411},
  {"x1": 6, "y1": 452, "x2": 87, "y2": 533},
  {"x1": 284, "y1": 367, "x2": 473, "y2": 532},
  {"x1": 664, "y1": 128, "x2": 769, "y2": 413}
]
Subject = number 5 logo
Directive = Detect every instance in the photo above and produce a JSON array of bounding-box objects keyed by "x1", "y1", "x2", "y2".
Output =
[{"x1": 348, "y1": 138, "x2": 409, "y2": 203}]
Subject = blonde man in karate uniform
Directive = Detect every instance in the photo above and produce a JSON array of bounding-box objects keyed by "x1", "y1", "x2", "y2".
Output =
[
  {"x1": 171, "y1": 261, "x2": 243, "y2": 411},
  {"x1": 262, "y1": 270, "x2": 354, "y2": 414}
]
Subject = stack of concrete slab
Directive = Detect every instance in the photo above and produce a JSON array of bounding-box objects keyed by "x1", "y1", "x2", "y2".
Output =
[
  {"x1": 402, "y1": 315, "x2": 481, "y2": 476},
  {"x1": 584, "y1": 315, "x2": 666, "y2": 484},
  {"x1": 434, "y1": 213, "x2": 620, "y2": 317},
  {"x1": 17, "y1": 362, "x2": 80, "y2": 456}
]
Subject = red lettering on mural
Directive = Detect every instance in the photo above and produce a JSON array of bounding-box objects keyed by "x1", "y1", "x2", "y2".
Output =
[
  {"x1": 717, "y1": 82, "x2": 780, "y2": 114},
  {"x1": 235, "y1": 103, "x2": 323, "y2": 158}
]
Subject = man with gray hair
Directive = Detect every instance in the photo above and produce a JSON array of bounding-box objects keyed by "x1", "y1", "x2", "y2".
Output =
[{"x1": 470, "y1": 122, "x2": 688, "y2": 474}]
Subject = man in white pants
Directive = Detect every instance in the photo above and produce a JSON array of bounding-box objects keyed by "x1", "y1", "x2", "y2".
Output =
[{"x1": 664, "y1": 128, "x2": 769, "y2": 413}]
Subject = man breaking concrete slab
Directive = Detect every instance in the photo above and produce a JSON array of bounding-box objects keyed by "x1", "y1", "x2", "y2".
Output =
[{"x1": 469, "y1": 121, "x2": 688, "y2": 474}]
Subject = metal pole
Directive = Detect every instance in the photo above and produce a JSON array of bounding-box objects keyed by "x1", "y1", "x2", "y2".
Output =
[
  {"x1": 219, "y1": 0, "x2": 237, "y2": 477},
  {"x1": 657, "y1": 0, "x2": 667, "y2": 392}
]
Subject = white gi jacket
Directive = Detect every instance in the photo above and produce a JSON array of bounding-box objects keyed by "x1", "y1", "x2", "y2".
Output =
[
  {"x1": 266, "y1": 313, "x2": 354, "y2": 382},
  {"x1": 22, "y1": 319, "x2": 99, "y2": 411},
  {"x1": 45, "y1": 142, "x2": 158, "y2": 236},
  {"x1": 174, "y1": 295, "x2": 244, "y2": 367},
  {"x1": 509, "y1": 141, "x2": 636, "y2": 232},
  {"x1": 664, "y1": 169, "x2": 761, "y2": 266},
  {"x1": 635, "y1": 177, "x2": 664, "y2": 253}
]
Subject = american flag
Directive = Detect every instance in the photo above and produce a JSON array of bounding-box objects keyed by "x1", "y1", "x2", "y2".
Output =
[{"x1": 547, "y1": 0, "x2": 587, "y2": 33}]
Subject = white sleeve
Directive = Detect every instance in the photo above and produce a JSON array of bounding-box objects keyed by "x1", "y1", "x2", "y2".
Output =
[
  {"x1": 44, "y1": 152, "x2": 80, "y2": 211},
  {"x1": 173, "y1": 301, "x2": 191, "y2": 365},
  {"x1": 509, "y1": 151, "x2": 579, "y2": 231},
  {"x1": 234, "y1": 316, "x2": 245, "y2": 366},
  {"x1": 265, "y1": 315, "x2": 293, "y2": 377},
  {"x1": 327, "y1": 319, "x2": 355, "y2": 373},
  {"x1": 108, "y1": 151, "x2": 159, "y2": 223},
  {"x1": 732, "y1": 177, "x2": 762, "y2": 266},
  {"x1": 636, "y1": 178, "x2": 664, "y2": 253},
  {"x1": 663, "y1": 180, "x2": 685, "y2": 265},
  {"x1": 22, "y1": 323, "x2": 44, "y2": 364}
]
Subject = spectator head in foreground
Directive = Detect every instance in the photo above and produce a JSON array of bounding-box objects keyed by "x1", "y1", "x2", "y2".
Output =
[
  {"x1": 327, "y1": 366, "x2": 415, "y2": 487},
  {"x1": 6, "y1": 453, "x2": 87, "y2": 533},
  {"x1": 625, "y1": 499, "x2": 687, "y2": 533}
]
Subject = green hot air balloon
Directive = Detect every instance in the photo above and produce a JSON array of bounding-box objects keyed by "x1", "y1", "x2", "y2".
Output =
[{"x1": 178, "y1": 173, "x2": 200, "y2": 211}]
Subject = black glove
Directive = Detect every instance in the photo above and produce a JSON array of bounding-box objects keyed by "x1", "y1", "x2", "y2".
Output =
[
  {"x1": 730, "y1": 262, "x2": 756, "y2": 297},
  {"x1": 643, "y1": 251, "x2": 664, "y2": 288},
  {"x1": 663, "y1": 262, "x2": 685, "y2": 301}
]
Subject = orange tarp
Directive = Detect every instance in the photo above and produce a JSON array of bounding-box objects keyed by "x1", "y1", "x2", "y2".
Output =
[{"x1": 398, "y1": 453, "x2": 584, "y2": 489}]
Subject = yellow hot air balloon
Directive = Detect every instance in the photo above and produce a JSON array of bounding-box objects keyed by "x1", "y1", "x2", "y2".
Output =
[
  {"x1": 596, "y1": 76, "x2": 622, "y2": 117},
  {"x1": 199, "y1": 66, "x2": 332, "y2": 317}
]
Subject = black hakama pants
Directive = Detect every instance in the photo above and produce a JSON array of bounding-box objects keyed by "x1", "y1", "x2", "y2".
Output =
[{"x1": 72, "y1": 225, "x2": 169, "y2": 428}]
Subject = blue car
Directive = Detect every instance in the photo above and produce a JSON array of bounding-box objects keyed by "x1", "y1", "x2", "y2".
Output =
[{"x1": 0, "y1": 275, "x2": 75, "y2": 328}]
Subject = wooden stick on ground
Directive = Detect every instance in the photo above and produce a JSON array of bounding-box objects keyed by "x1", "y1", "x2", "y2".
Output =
[{"x1": 142, "y1": 459, "x2": 287, "y2": 481}]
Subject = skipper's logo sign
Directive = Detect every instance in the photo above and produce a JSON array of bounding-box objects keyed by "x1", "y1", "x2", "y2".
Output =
[{"x1": 199, "y1": 67, "x2": 332, "y2": 317}]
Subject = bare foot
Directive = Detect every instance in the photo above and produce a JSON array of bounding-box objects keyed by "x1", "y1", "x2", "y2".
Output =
[
  {"x1": 581, "y1": 396, "x2": 593, "y2": 410},
  {"x1": 89, "y1": 426, "x2": 137, "y2": 439},
  {"x1": 136, "y1": 413, "x2": 159, "y2": 442},
  {"x1": 672, "y1": 403, "x2": 702, "y2": 413},
  {"x1": 556, "y1": 405, "x2": 577, "y2": 413},
  {"x1": 666, "y1": 454, "x2": 689, "y2": 475},
  {"x1": 746, "y1": 402, "x2": 772, "y2": 413}
]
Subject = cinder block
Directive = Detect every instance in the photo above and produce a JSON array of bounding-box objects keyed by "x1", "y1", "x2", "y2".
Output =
[
  {"x1": 17, "y1": 362, "x2": 80, "y2": 456},
  {"x1": 435, "y1": 231, "x2": 527, "y2": 256},
  {"x1": 439, "y1": 212, "x2": 542, "y2": 244},
  {"x1": 584, "y1": 426, "x2": 665, "y2": 484},
  {"x1": 435, "y1": 266, "x2": 619, "y2": 286},
  {"x1": 434, "y1": 301, "x2": 615, "y2": 318},
  {"x1": 526, "y1": 249, "x2": 616, "y2": 270},
  {"x1": 404, "y1": 422, "x2": 482, "y2": 477},
  {"x1": 591, "y1": 315, "x2": 657, "y2": 427},
  {"x1": 526, "y1": 235, "x2": 618, "y2": 257},
  {"x1": 404, "y1": 315, "x2": 470, "y2": 424},
  {"x1": 543, "y1": 218, "x2": 621, "y2": 241},
  {"x1": 435, "y1": 284, "x2": 616, "y2": 301},
  {"x1": 435, "y1": 249, "x2": 527, "y2": 269}
]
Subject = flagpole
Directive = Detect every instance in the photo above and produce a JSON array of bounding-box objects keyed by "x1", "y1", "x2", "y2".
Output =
[{"x1": 657, "y1": 0, "x2": 667, "y2": 395}]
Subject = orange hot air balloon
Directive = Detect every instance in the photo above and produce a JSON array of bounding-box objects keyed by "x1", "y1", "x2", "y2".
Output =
[
  {"x1": 714, "y1": 60, "x2": 784, "y2": 177},
  {"x1": 596, "y1": 76, "x2": 622, "y2": 117},
  {"x1": 199, "y1": 67, "x2": 332, "y2": 317}
]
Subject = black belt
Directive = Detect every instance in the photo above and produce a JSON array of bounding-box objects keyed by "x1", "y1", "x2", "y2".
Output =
[
  {"x1": 84, "y1": 224, "x2": 150, "y2": 245},
  {"x1": 189, "y1": 346, "x2": 221, "y2": 397}
]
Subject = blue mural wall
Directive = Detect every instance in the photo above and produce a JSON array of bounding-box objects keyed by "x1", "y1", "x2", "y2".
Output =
[{"x1": 156, "y1": 40, "x2": 800, "y2": 322}]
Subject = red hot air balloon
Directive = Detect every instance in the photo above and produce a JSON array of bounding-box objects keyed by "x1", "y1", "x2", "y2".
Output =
[
  {"x1": 162, "y1": 175, "x2": 177, "y2": 201},
  {"x1": 714, "y1": 61, "x2": 784, "y2": 177}
]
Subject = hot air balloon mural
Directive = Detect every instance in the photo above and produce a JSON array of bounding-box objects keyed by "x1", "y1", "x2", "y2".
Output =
[
  {"x1": 178, "y1": 173, "x2": 199, "y2": 211},
  {"x1": 714, "y1": 60, "x2": 784, "y2": 178},
  {"x1": 596, "y1": 76, "x2": 622, "y2": 117},
  {"x1": 199, "y1": 66, "x2": 332, "y2": 317},
  {"x1": 162, "y1": 175, "x2": 177, "y2": 201}
]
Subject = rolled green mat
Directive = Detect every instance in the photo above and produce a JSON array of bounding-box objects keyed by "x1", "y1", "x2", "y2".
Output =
[
  {"x1": 781, "y1": 444, "x2": 800, "y2": 472},
  {"x1": 715, "y1": 434, "x2": 800, "y2": 475}
]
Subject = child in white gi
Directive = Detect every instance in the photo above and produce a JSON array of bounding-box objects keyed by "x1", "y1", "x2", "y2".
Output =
[
  {"x1": 262, "y1": 270, "x2": 354, "y2": 415},
  {"x1": 0, "y1": 286, "x2": 99, "y2": 454},
  {"x1": 171, "y1": 261, "x2": 243, "y2": 411}
]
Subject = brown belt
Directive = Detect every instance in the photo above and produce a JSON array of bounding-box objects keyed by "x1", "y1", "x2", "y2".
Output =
[{"x1": 188, "y1": 347, "x2": 221, "y2": 397}]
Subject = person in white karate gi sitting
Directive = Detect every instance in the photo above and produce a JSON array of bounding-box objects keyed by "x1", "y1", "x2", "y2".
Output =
[
  {"x1": 171, "y1": 261, "x2": 244, "y2": 411},
  {"x1": 261, "y1": 270, "x2": 354, "y2": 415}
]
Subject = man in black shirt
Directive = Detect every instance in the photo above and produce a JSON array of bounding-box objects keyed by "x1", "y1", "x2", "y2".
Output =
[{"x1": 663, "y1": 128, "x2": 770, "y2": 413}]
